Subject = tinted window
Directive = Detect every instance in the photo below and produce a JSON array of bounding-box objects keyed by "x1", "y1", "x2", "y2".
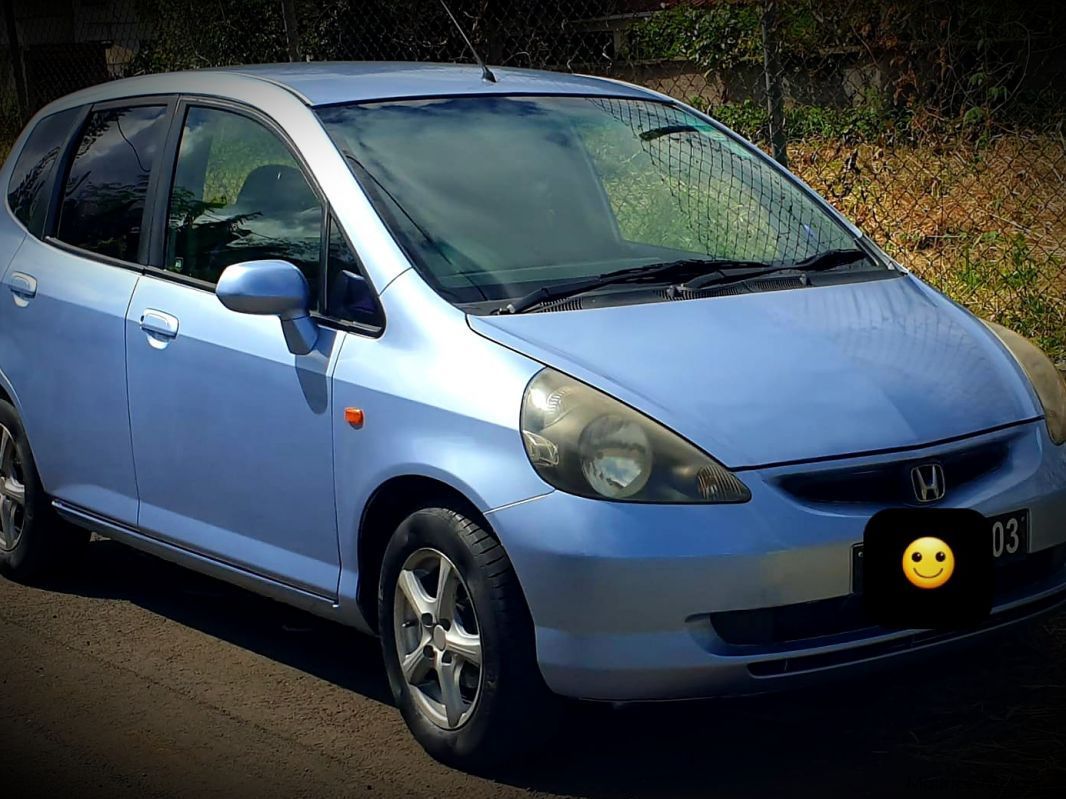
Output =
[
  {"x1": 164, "y1": 107, "x2": 322, "y2": 298},
  {"x1": 57, "y1": 105, "x2": 168, "y2": 261},
  {"x1": 325, "y1": 216, "x2": 379, "y2": 326},
  {"x1": 6, "y1": 107, "x2": 81, "y2": 237}
]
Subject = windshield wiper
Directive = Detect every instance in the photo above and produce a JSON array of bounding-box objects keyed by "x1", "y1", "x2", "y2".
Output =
[
  {"x1": 681, "y1": 248, "x2": 870, "y2": 291},
  {"x1": 494, "y1": 258, "x2": 772, "y2": 314}
]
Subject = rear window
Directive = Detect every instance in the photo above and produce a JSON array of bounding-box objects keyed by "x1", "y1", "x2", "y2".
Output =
[
  {"x1": 56, "y1": 105, "x2": 169, "y2": 262},
  {"x1": 6, "y1": 107, "x2": 81, "y2": 237}
]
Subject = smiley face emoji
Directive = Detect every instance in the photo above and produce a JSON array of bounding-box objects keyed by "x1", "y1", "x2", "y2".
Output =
[{"x1": 902, "y1": 536, "x2": 955, "y2": 589}]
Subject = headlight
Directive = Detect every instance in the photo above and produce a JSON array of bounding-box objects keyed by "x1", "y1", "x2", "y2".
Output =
[
  {"x1": 520, "y1": 368, "x2": 751, "y2": 502},
  {"x1": 983, "y1": 321, "x2": 1066, "y2": 445}
]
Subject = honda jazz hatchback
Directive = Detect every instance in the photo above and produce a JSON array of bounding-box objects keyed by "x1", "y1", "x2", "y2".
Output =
[{"x1": 1, "y1": 63, "x2": 1065, "y2": 767}]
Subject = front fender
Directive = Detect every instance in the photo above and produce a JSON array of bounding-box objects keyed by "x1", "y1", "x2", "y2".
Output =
[{"x1": 330, "y1": 270, "x2": 550, "y2": 623}]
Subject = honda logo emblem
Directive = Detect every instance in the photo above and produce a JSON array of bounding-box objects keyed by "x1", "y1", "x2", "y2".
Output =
[{"x1": 911, "y1": 463, "x2": 946, "y2": 503}]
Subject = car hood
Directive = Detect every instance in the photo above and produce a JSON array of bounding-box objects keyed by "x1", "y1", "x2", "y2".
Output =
[{"x1": 469, "y1": 275, "x2": 1038, "y2": 468}]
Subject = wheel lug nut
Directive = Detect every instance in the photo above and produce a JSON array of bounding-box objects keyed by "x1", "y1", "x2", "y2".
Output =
[
  {"x1": 441, "y1": 652, "x2": 453, "y2": 664},
  {"x1": 423, "y1": 645, "x2": 434, "y2": 658},
  {"x1": 420, "y1": 613, "x2": 434, "y2": 628}
]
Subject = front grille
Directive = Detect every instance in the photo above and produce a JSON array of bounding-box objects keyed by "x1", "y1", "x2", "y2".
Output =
[
  {"x1": 709, "y1": 543, "x2": 1066, "y2": 648},
  {"x1": 774, "y1": 438, "x2": 1011, "y2": 506}
]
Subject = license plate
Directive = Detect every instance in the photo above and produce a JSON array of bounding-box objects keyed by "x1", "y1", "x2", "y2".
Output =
[
  {"x1": 852, "y1": 508, "x2": 1029, "y2": 592},
  {"x1": 989, "y1": 509, "x2": 1029, "y2": 562}
]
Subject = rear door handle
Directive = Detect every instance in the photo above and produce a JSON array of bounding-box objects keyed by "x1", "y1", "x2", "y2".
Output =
[
  {"x1": 140, "y1": 309, "x2": 179, "y2": 339},
  {"x1": 6, "y1": 272, "x2": 37, "y2": 303}
]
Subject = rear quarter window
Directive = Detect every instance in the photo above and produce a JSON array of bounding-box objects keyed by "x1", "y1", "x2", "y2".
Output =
[{"x1": 5, "y1": 107, "x2": 82, "y2": 237}]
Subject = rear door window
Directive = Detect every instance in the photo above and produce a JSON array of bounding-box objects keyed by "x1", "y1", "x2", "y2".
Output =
[
  {"x1": 6, "y1": 107, "x2": 82, "y2": 237},
  {"x1": 56, "y1": 104, "x2": 169, "y2": 262}
]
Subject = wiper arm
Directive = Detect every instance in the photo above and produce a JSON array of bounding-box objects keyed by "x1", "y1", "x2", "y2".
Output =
[
  {"x1": 682, "y1": 248, "x2": 870, "y2": 291},
  {"x1": 495, "y1": 258, "x2": 771, "y2": 315}
]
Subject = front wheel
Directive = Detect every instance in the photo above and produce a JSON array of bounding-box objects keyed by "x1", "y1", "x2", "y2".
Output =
[{"x1": 378, "y1": 506, "x2": 556, "y2": 768}]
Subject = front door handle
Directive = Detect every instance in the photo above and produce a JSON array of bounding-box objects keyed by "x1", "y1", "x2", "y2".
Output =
[
  {"x1": 140, "y1": 309, "x2": 180, "y2": 340},
  {"x1": 6, "y1": 272, "x2": 37, "y2": 305}
]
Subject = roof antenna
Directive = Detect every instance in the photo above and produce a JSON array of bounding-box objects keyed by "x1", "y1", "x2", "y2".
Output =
[{"x1": 439, "y1": 0, "x2": 497, "y2": 83}]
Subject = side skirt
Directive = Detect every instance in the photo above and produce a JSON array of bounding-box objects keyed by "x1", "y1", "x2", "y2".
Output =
[{"x1": 53, "y1": 500, "x2": 350, "y2": 624}]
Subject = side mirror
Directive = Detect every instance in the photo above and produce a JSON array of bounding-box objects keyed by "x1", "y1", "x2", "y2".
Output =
[{"x1": 216, "y1": 260, "x2": 318, "y2": 356}]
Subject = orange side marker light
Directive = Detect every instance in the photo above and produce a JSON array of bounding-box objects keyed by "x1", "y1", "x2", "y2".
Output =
[{"x1": 345, "y1": 407, "x2": 365, "y2": 426}]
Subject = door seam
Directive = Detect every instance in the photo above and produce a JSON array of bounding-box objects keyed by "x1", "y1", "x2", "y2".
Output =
[{"x1": 123, "y1": 274, "x2": 144, "y2": 526}]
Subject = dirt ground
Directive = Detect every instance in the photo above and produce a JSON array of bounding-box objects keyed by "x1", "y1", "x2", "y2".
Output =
[{"x1": 1, "y1": 536, "x2": 1065, "y2": 799}]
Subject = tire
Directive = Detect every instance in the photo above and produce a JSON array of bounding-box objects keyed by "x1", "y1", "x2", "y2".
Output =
[
  {"x1": 378, "y1": 505, "x2": 557, "y2": 769},
  {"x1": 0, "y1": 399, "x2": 89, "y2": 582}
]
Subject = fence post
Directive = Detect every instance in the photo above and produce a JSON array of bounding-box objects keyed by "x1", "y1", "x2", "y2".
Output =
[
  {"x1": 2, "y1": 0, "x2": 28, "y2": 123},
  {"x1": 281, "y1": 0, "x2": 300, "y2": 62},
  {"x1": 761, "y1": 0, "x2": 788, "y2": 167}
]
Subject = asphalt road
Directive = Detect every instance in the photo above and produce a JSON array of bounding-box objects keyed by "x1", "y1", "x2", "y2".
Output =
[{"x1": 2, "y1": 536, "x2": 1065, "y2": 798}]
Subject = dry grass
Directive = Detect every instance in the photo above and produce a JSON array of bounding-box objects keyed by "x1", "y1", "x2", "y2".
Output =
[{"x1": 793, "y1": 134, "x2": 1066, "y2": 361}]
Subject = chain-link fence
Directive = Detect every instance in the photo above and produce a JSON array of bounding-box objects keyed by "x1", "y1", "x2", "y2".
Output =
[{"x1": 2, "y1": 0, "x2": 1064, "y2": 363}]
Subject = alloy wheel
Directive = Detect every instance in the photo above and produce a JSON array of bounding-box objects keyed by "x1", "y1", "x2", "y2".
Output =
[
  {"x1": 0, "y1": 423, "x2": 26, "y2": 552},
  {"x1": 392, "y1": 547, "x2": 483, "y2": 730}
]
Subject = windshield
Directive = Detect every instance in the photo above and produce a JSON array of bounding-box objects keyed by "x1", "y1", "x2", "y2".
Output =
[{"x1": 316, "y1": 96, "x2": 874, "y2": 306}]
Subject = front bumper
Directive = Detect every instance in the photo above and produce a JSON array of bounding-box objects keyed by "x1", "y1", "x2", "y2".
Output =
[{"x1": 488, "y1": 421, "x2": 1066, "y2": 701}]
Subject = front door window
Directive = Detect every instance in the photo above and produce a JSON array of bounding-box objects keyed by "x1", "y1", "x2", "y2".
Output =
[{"x1": 164, "y1": 106, "x2": 323, "y2": 302}]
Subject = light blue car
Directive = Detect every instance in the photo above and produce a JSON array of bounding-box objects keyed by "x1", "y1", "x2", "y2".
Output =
[{"x1": 1, "y1": 63, "x2": 1065, "y2": 767}]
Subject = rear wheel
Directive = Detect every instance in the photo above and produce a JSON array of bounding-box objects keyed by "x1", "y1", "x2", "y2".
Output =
[
  {"x1": 378, "y1": 505, "x2": 556, "y2": 768},
  {"x1": 0, "y1": 399, "x2": 88, "y2": 581}
]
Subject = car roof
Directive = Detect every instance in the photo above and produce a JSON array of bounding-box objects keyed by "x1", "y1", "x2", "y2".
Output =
[
  {"x1": 43, "y1": 62, "x2": 657, "y2": 113},
  {"x1": 216, "y1": 62, "x2": 656, "y2": 105}
]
